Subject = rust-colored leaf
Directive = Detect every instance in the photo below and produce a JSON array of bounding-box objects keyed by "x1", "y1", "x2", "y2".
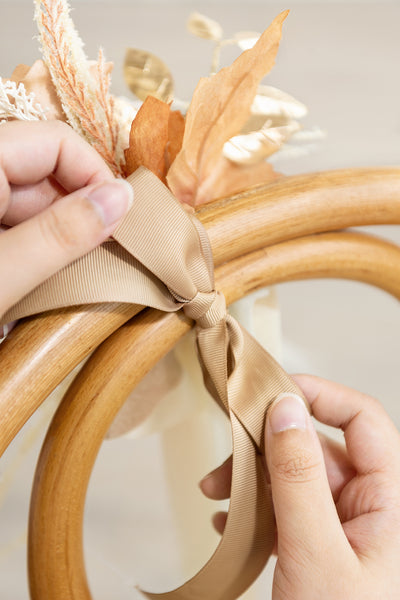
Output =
[
  {"x1": 166, "y1": 110, "x2": 185, "y2": 170},
  {"x1": 124, "y1": 95, "x2": 170, "y2": 179},
  {"x1": 167, "y1": 10, "x2": 288, "y2": 206}
]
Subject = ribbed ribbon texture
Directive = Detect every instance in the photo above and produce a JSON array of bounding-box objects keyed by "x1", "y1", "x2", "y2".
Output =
[{"x1": 1, "y1": 168, "x2": 305, "y2": 599}]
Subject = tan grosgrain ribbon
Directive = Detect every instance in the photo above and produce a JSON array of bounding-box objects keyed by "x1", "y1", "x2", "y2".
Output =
[{"x1": 1, "y1": 167, "x2": 306, "y2": 599}]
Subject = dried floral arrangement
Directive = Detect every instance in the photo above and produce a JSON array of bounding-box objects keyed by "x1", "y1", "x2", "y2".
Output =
[{"x1": 0, "y1": 0, "x2": 320, "y2": 209}]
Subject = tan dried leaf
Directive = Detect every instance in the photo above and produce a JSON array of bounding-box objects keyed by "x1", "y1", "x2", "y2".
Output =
[
  {"x1": 187, "y1": 12, "x2": 223, "y2": 41},
  {"x1": 106, "y1": 351, "x2": 182, "y2": 438},
  {"x1": 124, "y1": 95, "x2": 171, "y2": 180},
  {"x1": 195, "y1": 156, "x2": 281, "y2": 205},
  {"x1": 167, "y1": 10, "x2": 289, "y2": 206},
  {"x1": 10, "y1": 59, "x2": 64, "y2": 120},
  {"x1": 124, "y1": 48, "x2": 174, "y2": 103}
]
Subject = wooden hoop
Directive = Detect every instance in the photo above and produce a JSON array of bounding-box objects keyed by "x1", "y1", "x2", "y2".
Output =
[
  {"x1": 28, "y1": 230, "x2": 400, "y2": 600},
  {"x1": 0, "y1": 168, "x2": 399, "y2": 598}
]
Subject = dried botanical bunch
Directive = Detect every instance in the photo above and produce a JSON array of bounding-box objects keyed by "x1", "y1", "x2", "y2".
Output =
[
  {"x1": 1, "y1": 0, "x2": 316, "y2": 207},
  {"x1": 124, "y1": 11, "x2": 321, "y2": 207},
  {"x1": 124, "y1": 11, "x2": 292, "y2": 206}
]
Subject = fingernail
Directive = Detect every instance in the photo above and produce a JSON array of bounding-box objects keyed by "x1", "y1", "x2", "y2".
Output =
[
  {"x1": 268, "y1": 394, "x2": 308, "y2": 433},
  {"x1": 88, "y1": 180, "x2": 134, "y2": 226}
]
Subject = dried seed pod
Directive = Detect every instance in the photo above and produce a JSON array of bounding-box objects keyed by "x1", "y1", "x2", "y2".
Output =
[
  {"x1": 224, "y1": 121, "x2": 300, "y2": 165},
  {"x1": 252, "y1": 85, "x2": 308, "y2": 120},
  {"x1": 187, "y1": 12, "x2": 223, "y2": 41}
]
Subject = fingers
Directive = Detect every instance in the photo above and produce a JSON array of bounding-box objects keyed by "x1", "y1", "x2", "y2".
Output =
[
  {"x1": 0, "y1": 120, "x2": 112, "y2": 188},
  {"x1": 0, "y1": 121, "x2": 114, "y2": 221},
  {"x1": 319, "y1": 433, "x2": 355, "y2": 502},
  {"x1": 3, "y1": 178, "x2": 65, "y2": 226},
  {"x1": 199, "y1": 455, "x2": 232, "y2": 500},
  {"x1": 212, "y1": 511, "x2": 228, "y2": 535},
  {"x1": 265, "y1": 394, "x2": 349, "y2": 558},
  {"x1": 293, "y1": 374, "x2": 400, "y2": 475},
  {"x1": 0, "y1": 179, "x2": 133, "y2": 317}
]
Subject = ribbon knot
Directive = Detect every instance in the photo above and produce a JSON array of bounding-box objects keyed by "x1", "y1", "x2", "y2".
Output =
[{"x1": 183, "y1": 289, "x2": 227, "y2": 328}]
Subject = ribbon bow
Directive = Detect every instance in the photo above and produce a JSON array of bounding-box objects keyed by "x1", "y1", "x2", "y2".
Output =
[{"x1": 1, "y1": 168, "x2": 306, "y2": 599}]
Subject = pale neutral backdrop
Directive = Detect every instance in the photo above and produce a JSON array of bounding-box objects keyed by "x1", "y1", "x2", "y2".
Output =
[{"x1": 0, "y1": 2, "x2": 399, "y2": 599}]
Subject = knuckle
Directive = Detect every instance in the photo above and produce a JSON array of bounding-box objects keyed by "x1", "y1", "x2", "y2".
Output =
[
  {"x1": 273, "y1": 448, "x2": 320, "y2": 484},
  {"x1": 48, "y1": 119, "x2": 71, "y2": 136},
  {"x1": 0, "y1": 174, "x2": 9, "y2": 220}
]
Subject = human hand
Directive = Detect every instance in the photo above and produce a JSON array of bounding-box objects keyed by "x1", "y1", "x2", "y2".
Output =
[
  {"x1": 0, "y1": 120, "x2": 132, "y2": 320},
  {"x1": 200, "y1": 374, "x2": 400, "y2": 599}
]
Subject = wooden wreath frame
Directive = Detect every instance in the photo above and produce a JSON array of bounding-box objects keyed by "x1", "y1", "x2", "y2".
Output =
[{"x1": 0, "y1": 167, "x2": 399, "y2": 599}]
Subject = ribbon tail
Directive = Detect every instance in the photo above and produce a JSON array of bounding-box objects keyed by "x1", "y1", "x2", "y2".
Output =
[
  {"x1": 138, "y1": 317, "x2": 281, "y2": 599},
  {"x1": 138, "y1": 411, "x2": 273, "y2": 600},
  {"x1": 140, "y1": 314, "x2": 306, "y2": 600}
]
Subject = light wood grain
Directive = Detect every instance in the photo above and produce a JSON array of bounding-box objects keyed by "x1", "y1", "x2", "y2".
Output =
[
  {"x1": 28, "y1": 230, "x2": 400, "y2": 600},
  {"x1": 199, "y1": 168, "x2": 400, "y2": 264},
  {"x1": 0, "y1": 303, "x2": 142, "y2": 455}
]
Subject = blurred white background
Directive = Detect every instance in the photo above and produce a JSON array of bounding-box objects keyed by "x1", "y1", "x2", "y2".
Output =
[{"x1": 0, "y1": 1, "x2": 399, "y2": 599}]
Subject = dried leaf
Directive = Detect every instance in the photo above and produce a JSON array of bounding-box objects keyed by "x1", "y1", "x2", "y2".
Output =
[
  {"x1": 124, "y1": 95, "x2": 171, "y2": 180},
  {"x1": 234, "y1": 31, "x2": 261, "y2": 51},
  {"x1": 195, "y1": 157, "x2": 281, "y2": 205},
  {"x1": 167, "y1": 10, "x2": 289, "y2": 206},
  {"x1": 166, "y1": 110, "x2": 185, "y2": 170},
  {"x1": 224, "y1": 121, "x2": 301, "y2": 165},
  {"x1": 9, "y1": 60, "x2": 64, "y2": 120},
  {"x1": 124, "y1": 48, "x2": 174, "y2": 103},
  {"x1": 187, "y1": 12, "x2": 223, "y2": 41}
]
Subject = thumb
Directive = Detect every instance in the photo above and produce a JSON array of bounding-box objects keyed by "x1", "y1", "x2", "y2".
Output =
[
  {"x1": 0, "y1": 179, "x2": 133, "y2": 316},
  {"x1": 265, "y1": 393, "x2": 346, "y2": 559}
]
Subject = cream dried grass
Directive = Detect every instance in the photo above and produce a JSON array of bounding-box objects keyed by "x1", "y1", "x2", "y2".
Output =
[{"x1": 34, "y1": 0, "x2": 123, "y2": 175}]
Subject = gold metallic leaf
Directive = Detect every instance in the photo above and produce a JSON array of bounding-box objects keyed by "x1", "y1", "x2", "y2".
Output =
[
  {"x1": 187, "y1": 12, "x2": 223, "y2": 41},
  {"x1": 223, "y1": 120, "x2": 300, "y2": 165},
  {"x1": 234, "y1": 31, "x2": 261, "y2": 51},
  {"x1": 124, "y1": 48, "x2": 174, "y2": 103}
]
